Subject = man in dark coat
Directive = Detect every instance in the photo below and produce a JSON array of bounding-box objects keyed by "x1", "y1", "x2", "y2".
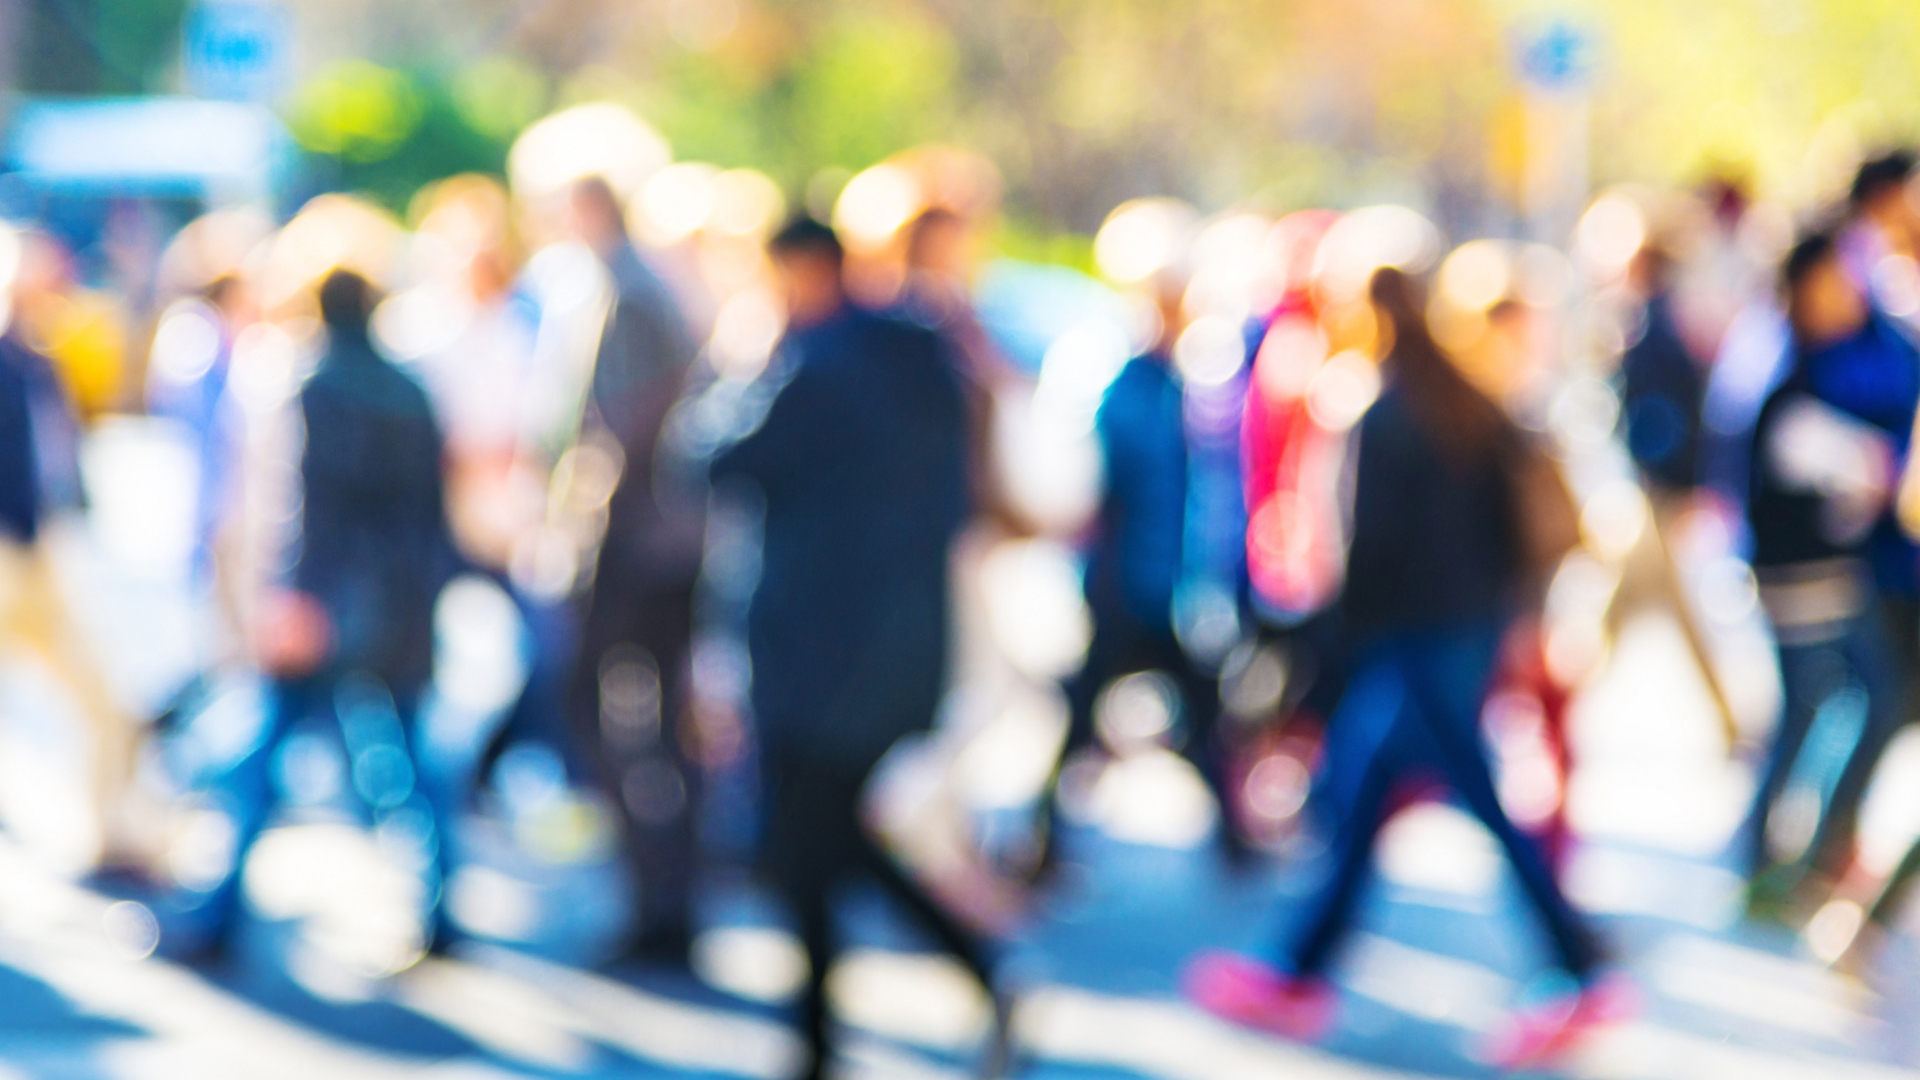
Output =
[
  {"x1": 711, "y1": 217, "x2": 1007, "y2": 1080},
  {"x1": 184, "y1": 269, "x2": 463, "y2": 958},
  {"x1": 566, "y1": 176, "x2": 710, "y2": 961}
]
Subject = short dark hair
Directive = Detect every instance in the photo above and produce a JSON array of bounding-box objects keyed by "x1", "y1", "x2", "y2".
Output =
[
  {"x1": 318, "y1": 268, "x2": 374, "y2": 330},
  {"x1": 769, "y1": 215, "x2": 844, "y2": 267},
  {"x1": 1781, "y1": 232, "x2": 1839, "y2": 297},
  {"x1": 1850, "y1": 151, "x2": 1915, "y2": 209}
]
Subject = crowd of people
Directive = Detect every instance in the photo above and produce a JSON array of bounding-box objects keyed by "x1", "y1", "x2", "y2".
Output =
[{"x1": 3, "y1": 128, "x2": 1920, "y2": 1078}]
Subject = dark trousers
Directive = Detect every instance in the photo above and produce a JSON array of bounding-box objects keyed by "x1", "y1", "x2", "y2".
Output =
[
  {"x1": 1058, "y1": 593, "x2": 1232, "y2": 833},
  {"x1": 476, "y1": 579, "x2": 588, "y2": 783},
  {"x1": 1747, "y1": 602, "x2": 1909, "y2": 881},
  {"x1": 1279, "y1": 624, "x2": 1600, "y2": 981},
  {"x1": 762, "y1": 751, "x2": 994, "y2": 1078},
  {"x1": 572, "y1": 568, "x2": 702, "y2": 946}
]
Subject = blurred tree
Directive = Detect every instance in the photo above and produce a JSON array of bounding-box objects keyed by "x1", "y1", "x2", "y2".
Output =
[
  {"x1": 286, "y1": 60, "x2": 511, "y2": 211},
  {"x1": 188, "y1": 0, "x2": 1920, "y2": 240},
  {"x1": 18, "y1": 0, "x2": 190, "y2": 94},
  {"x1": 611, "y1": 0, "x2": 1519, "y2": 235}
]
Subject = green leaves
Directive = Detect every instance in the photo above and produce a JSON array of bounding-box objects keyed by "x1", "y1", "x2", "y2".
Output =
[{"x1": 286, "y1": 62, "x2": 425, "y2": 163}]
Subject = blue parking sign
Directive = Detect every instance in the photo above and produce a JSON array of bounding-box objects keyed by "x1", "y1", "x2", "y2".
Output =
[
  {"x1": 1520, "y1": 19, "x2": 1594, "y2": 91},
  {"x1": 185, "y1": 1, "x2": 289, "y2": 103}
]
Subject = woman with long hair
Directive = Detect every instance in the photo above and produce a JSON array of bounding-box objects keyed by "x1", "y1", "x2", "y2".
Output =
[{"x1": 1185, "y1": 266, "x2": 1624, "y2": 1068}]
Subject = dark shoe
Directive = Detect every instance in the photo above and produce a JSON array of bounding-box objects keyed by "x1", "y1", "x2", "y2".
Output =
[
  {"x1": 607, "y1": 924, "x2": 695, "y2": 969},
  {"x1": 164, "y1": 928, "x2": 234, "y2": 969},
  {"x1": 1217, "y1": 822, "x2": 1264, "y2": 878},
  {"x1": 150, "y1": 904, "x2": 235, "y2": 968},
  {"x1": 423, "y1": 908, "x2": 466, "y2": 958}
]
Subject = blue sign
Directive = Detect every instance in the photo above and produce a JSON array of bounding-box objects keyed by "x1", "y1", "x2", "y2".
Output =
[
  {"x1": 7, "y1": 98, "x2": 288, "y2": 199},
  {"x1": 1519, "y1": 19, "x2": 1595, "y2": 90},
  {"x1": 185, "y1": 1, "x2": 289, "y2": 103}
]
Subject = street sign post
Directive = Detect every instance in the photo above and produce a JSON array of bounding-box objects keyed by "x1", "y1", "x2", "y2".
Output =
[{"x1": 1516, "y1": 18, "x2": 1597, "y2": 246}]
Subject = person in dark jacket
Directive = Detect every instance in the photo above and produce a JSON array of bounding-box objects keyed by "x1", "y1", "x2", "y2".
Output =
[
  {"x1": 181, "y1": 269, "x2": 464, "y2": 959},
  {"x1": 1186, "y1": 268, "x2": 1616, "y2": 1070},
  {"x1": 1620, "y1": 245, "x2": 1706, "y2": 492},
  {"x1": 0, "y1": 327, "x2": 143, "y2": 868},
  {"x1": 711, "y1": 218, "x2": 1007, "y2": 1080},
  {"x1": 0, "y1": 339, "x2": 37, "y2": 544},
  {"x1": 564, "y1": 175, "x2": 711, "y2": 963},
  {"x1": 1034, "y1": 272, "x2": 1245, "y2": 875},
  {"x1": 1743, "y1": 233, "x2": 1915, "y2": 915},
  {"x1": 1610, "y1": 244, "x2": 1741, "y2": 745}
]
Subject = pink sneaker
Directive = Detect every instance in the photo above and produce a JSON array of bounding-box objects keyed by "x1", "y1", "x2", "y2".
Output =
[
  {"x1": 1480, "y1": 974, "x2": 1638, "y2": 1071},
  {"x1": 1183, "y1": 951, "x2": 1337, "y2": 1041}
]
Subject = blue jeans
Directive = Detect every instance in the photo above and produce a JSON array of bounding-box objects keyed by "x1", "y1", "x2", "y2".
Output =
[
  {"x1": 194, "y1": 674, "x2": 461, "y2": 946},
  {"x1": 1747, "y1": 603, "x2": 1908, "y2": 881},
  {"x1": 1278, "y1": 623, "x2": 1601, "y2": 981}
]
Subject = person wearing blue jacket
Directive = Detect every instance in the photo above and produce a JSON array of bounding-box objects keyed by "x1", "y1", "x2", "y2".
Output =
[
  {"x1": 1744, "y1": 233, "x2": 1920, "y2": 915},
  {"x1": 1034, "y1": 276, "x2": 1243, "y2": 877},
  {"x1": 1619, "y1": 247, "x2": 1706, "y2": 492},
  {"x1": 711, "y1": 218, "x2": 1008, "y2": 1080}
]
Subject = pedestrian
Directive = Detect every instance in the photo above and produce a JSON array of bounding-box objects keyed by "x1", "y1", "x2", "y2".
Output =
[
  {"x1": 0, "y1": 322, "x2": 38, "y2": 548},
  {"x1": 0, "y1": 297, "x2": 137, "y2": 870},
  {"x1": 1610, "y1": 241, "x2": 1741, "y2": 747},
  {"x1": 1185, "y1": 266, "x2": 1623, "y2": 1069},
  {"x1": 398, "y1": 175, "x2": 589, "y2": 891},
  {"x1": 146, "y1": 274, "x2": 252, "y2": 594},
  {"x1": 899, "y1": 206, "x2": 1021, "y2": 531},
  {"x1": 177, "y1": 269, "x2": 464, "y2": 960},
  {"x1": 1035, "y1": 267, "x2": 1249, "y2": 875},
  {"x1": 564, "y1": 175, "x2": 711, "y2": 964},
  {"x1": 1742, "y1": 232, "x2": 1917, "y2": 915},
  {"x1": 711, "y1": 217, "x2": 1010, "y2": 1080}
]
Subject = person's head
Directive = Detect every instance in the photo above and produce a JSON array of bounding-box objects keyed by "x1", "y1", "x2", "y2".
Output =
[
  {"x1": 418, "y1": 173, "x2": 521, "y2": 302},
  {"x1": 11, "y1": 229, "x2": 70, "y2": 306},
  {"x1": 768, "y1": 215, "x2": 846, "y2": 328},
  {"x1": 1143, "y1": 269, "x2": 1191, "y2": 355},
  {"x1": 1627, "y1": 242, "x2": 1674, "y2": 296},
  {"x1": 1368, "y1": 266, "x2": 1514, "y2": 466},
  {"x1": 317, "y1": 269, "x2": 376, "y2": 334},
  {"x1": 905, "y1": 207, "x2": 969, "y2": 278},
  {"x1": 1367, "y1": 265, "x2": 1427, "y2": 358},
  {"x1": 568, "y1": 175, "x2": 629, "y2": 257},
  {"x1": 1782, "y1": 232, "x2": 1867, "y2": 348},
  {"x1": 1701, "y1": 172, "x2": 1751, "y2": 229},
  {"x1": 1849, "y1": 152, "x2": 1916, "y2": 225}
]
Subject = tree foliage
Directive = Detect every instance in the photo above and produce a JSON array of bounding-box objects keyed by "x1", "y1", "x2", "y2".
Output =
[{"x1": 39, "y1": 0, "x2": 1920, "y2": 235}]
